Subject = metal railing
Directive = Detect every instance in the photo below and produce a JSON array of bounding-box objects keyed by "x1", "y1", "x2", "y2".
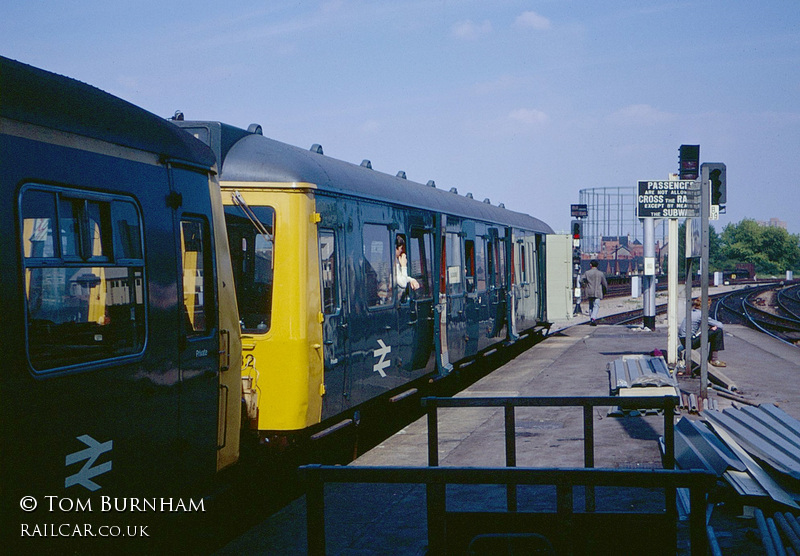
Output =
[
  {"x1": 423, "y1": 395, "x2": 678, "y2": 512},
  {"x1": 300, "y1": 464, "x2": 715, "y2": 555}
]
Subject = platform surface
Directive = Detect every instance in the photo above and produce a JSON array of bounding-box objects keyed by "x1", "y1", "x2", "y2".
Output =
[{"x1": 220, "y1": 292, "x2": 800, "y2": 555}]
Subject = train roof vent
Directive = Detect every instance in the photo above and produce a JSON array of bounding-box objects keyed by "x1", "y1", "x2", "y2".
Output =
[
  {"x1": 172, "y1": 110, "x2": 184, "y2": 121},
  {"x1": 310, "y1": 144, "x2": 324, "y2": 155},
  {"x1": 483, "y1": 198, "x2": 491, "y2": 204},
  {"x1": 449, "y1": 187, "x2": 458, "y2": 194},
  {"x1": 361, "y1": 159, "x2": 372, "y2": 169},
  {"x1": 466, "y1": 192, "x2": 473, "y2": 199},
  {"x1": 247, "y1": 123, "x2": 263, "y2": 135},
  {"x1": 427, "y1": 180, "x2": 436, "y2": 188},
  {"x1": 498, "y1": 203, "x2": 505, "y2": 209},
  {"x1": 396, "y1": 171, "x2": 407, "y2": 179}
]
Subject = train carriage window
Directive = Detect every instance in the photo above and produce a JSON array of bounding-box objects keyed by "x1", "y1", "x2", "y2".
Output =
[
  {"x1": 487, "y1": 240, "x2": 495, "y2": 288},
  {"x1": 21, "y1": 186, "x2": 146, "y2": 372},
  {"x1": 408, "y1": 230, "x2": 433, "y2": 299},
  {"x1": 86, "y1": 201, "x2": 112, "y2": 260},
  {"x1": 519, "y1": 244, "x2": 527, "y2": 284},
  {"x1": 224, "y1": 205, "x2": 275, "y2": 332},
  {"x1": 22, "y1": 190, "x2": 56, "y2": 258},
  {"x1": 465, "y1": 239, "x2": 476, "y2": 293},
  {"x1": 364, "y1": 224, "x2": 392, "y2": 307},
  {"x1": 319, "y1": 230, "x2": 338, "y2": 314},
  {"x1": 112, "y1": 200, "x2": 143, "y2": 260},
  {"x1": 497, "y1": 239, "x2": 506, "y2": 287},
  {"x1": 181, "y1": 219, "x2": 213, "y2": 335},
  {"x1": 446, "y1": 232, "x2": 463, "y2": 295},
  {"x1": 58, "y1": 197, "x2": 82, "y2": 258},
  {"x1": 476, "y1": 239, "x2": 487, "y2": 292}
]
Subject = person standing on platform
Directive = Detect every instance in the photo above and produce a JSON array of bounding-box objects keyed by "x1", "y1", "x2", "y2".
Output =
[{"x1": 581, "y1": 259, "x2": 608, "y2": 326}]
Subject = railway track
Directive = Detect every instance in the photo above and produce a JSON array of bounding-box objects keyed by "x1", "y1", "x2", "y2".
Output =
[
  {"x1": 718, "y1": 283, "x2": 800, "y2": 346},
  {"x1": 597, "y1": 282, "x2": 800, "y2": 343}
]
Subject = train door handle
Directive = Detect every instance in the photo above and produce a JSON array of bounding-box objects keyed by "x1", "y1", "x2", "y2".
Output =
[
  {"x1": 407, "y1": 319, "x2": 418, "y2": 325},
  {"x1": 217, "y1": 384, "x2": 229, "y2": 450},
  {"x1": 324, "y1": 340, "x2": 334, "y2": 346},
  {"x1": 384, "y1": 325, "x2": 392, "y2": 331},
  {"x1": 219, "y1": 329, "x2": 231, "y2": 372}
]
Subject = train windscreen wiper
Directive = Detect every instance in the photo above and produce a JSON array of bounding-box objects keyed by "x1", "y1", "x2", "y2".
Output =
[{"x1": 230, "y1": 190, "x2": 273, "y2": 242}]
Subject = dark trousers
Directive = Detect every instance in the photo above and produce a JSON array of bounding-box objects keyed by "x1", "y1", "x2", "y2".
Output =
[{"x1": 680, "y1": 327, "x2": 725, "y2": 358}]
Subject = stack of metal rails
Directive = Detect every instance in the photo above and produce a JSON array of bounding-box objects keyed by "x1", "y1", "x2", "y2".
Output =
[
  {"x1": 671, "y1": 404, "x2": 800, "y2": 553},
  {"x1": 608, "y1": 355, "x2": 679, "y2": 415}
]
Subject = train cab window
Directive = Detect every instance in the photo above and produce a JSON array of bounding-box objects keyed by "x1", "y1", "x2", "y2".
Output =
[
  {"x1": 445, "y1": 232, "x2": 463, "y2": 295},
  {"x1": 408, "y1": 231, "x2": 433, "y2": 299},
  {"x1": 364, "y1": 224, "x2": 392, "y2": 307},
  {"x1": 464, "y1": 239, "x2": 476, "y2": 293},
  {"x1": 224, "y1": 205, "x2": 275, "y2": 332},
  {"x1": 319, "y1": 230, "x2": 338, "y2": 314},
  {"x1": 181, "y1": 219, "x2": 213, "y2": 335},
  {"x1": 476, "y1": 239, "x2": 487, "y2": 292},
  {"x1": 20, "y1": 186, "x2": 146, "y2": 372}
]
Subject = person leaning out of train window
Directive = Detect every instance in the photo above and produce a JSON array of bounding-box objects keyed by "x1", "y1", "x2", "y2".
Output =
[
  {"x1": 678, "y1": 297, "x2": 726, "y2": 367},
  {"x1": 395, "y1": 235, "x2": 420, "y2": 299}
]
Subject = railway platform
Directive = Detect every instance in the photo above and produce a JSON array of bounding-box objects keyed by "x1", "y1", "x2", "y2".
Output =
[{"x1": 219, "y1": 290, "x2": 799, "y2": 555}]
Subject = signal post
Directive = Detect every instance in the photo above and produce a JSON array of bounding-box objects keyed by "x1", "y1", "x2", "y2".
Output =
[
  {"x1": 570, "y1": 204, "x2": 588, "y2": 317},
  {"x1": 637, "y1": 145, "x2": 726, "y2": 400}
]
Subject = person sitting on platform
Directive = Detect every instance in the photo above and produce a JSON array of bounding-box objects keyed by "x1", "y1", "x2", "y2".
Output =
[{"x1": 678, "y1": 297, "x2": 726, "y2": 368}]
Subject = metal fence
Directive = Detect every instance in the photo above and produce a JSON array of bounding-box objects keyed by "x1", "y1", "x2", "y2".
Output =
[{"x1": 300, "y1": 395, "x2": 717, "y2": 555}]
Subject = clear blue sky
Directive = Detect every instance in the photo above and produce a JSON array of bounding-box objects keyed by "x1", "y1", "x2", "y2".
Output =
[{"x1": 3, "y1": 1, "x2": 799, "y2": 235}]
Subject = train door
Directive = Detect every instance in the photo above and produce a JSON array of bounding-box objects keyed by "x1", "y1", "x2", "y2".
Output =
[
  {"x1": 170, "y1": 165, "x2": 221, "y2": 483},
  {"x1": 14, "y1": 182, "x2": 169, "y2": 496},
  {"x1": 434, "y1": 213, "x2": 452, "y2": 374},
  {"x1": 472, "y1": 224, "x2": 492, "y2": 352},
  {"x1": 487, "y1": 227, "x2": 507, "y2": 339},
  {"x1": 462, "y1": 221, "x2": 480, "y2": 357},
  {"x1": 445, "y1": 219, "x2": 466, "y2": 362},
  {"x1": 353, "y1": 213, "x2": 399, "y2": 405},
  {"x1": 319, "y1": 224, "x2": 349, "y2": 419},
  {"x1": 506, "y1": 227, "x2": 519, "y2": 340},
  {"x1": 536, "y1": 234, "x2": 547, "y2": 322},
  {"x1": 515, "y1": 234, "x2": 539, "y2": 330},
  {"x1": 395, "y1": 227, "x2": 435, "y2": 372}
]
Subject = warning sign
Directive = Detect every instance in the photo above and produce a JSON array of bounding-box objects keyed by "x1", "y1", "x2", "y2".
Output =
[{"x1": 636, "y1": 180, "x2": 701, "y2": 218}]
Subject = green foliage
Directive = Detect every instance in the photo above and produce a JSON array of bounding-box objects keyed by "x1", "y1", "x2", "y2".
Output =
[
  {"x1": 719, "y1": 219, "x2": 800, "y2": 275},
  {"x1": 677, "y1": 219, "x2": 800, "y2": 276}
]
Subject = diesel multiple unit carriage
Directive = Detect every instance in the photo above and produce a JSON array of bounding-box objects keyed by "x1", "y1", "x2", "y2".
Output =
[
  {"x1": 172, "y1": 119, "x2": 555, "y2": 443},
  {"x1": 1, "y1": 55, "x2": 564, "y2": 518},
  {"x1": 0, "y1": 56, "x2": 242, "y2": 519}
]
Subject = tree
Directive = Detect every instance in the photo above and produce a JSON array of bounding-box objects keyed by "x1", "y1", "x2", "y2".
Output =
[{"x1": 719, "y1": 219, "x2": 800, "y2": 276}]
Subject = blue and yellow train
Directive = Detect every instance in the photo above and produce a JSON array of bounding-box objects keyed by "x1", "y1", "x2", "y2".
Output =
[
  {"x1": 1, "y1": 55, "x2": 563, "y2": 520},
  {"x1": 173, "y1": 119, "x2": 555, "y2": 443}
]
